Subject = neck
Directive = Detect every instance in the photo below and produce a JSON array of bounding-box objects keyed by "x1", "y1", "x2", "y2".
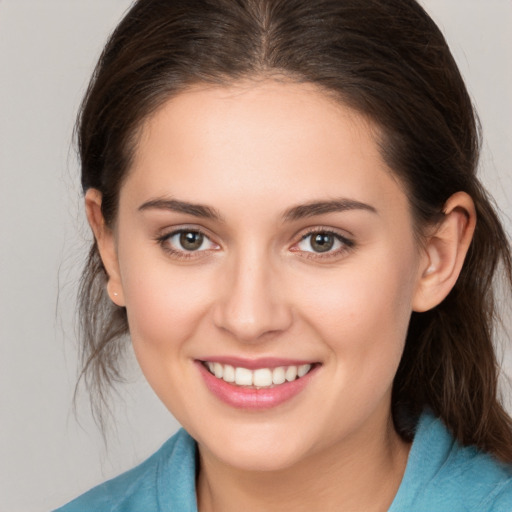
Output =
[{"x1": 196, "y1": 413, "x2": 410, "y2": 512}]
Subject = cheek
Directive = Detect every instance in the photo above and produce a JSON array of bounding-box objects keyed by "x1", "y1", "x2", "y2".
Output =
[
  {"x1": 118, "y1": 253, "x2": 218, "y2": 415},
  {"x1": 118, "y1": 249, "x2": 212, "y2": 356},
  {"x1": 295, "y1": 246, "x2": 418, "y2": 367}
]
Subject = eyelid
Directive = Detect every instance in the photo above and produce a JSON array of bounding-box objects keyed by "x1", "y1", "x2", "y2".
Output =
[
  {"x1": 292, "y1": 225, "x2": 354, "y2": 244},
  {"x1": 155, "y1": 225, "x2": 220, "y2": 258},
  {"x1": 290, "y1": 227, "x2": 355, "y2": 259},
  {"x1": 154, "y1": 224, "x2": 354, "y2": 261}
]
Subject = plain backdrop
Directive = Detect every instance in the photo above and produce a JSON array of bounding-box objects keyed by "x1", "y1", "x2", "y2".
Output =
[{"x1": 1, "y1": 1, "x2": 511, "y2": 511}]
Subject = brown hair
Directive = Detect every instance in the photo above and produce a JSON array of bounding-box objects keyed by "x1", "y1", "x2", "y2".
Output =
[{"x1": 76, "y1": 0, "x2": 512, "y2": 460}]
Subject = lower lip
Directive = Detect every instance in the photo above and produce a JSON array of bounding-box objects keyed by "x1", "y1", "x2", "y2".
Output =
[{"x1": 196, "y1": 362, "x2": 318, "y2": 410}]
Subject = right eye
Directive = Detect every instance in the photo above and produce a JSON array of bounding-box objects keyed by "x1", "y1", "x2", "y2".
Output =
[
  {"x1": 297, "y1": 231, "x2": 342, "y2": 253},
  {"x1": 158, "y1": 229, "x2": 218, "y2": 258}
]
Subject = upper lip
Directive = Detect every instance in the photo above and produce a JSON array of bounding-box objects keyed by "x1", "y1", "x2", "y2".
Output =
[{"x1": 196, "y1": 356, "x2": 318, "y2": 370}]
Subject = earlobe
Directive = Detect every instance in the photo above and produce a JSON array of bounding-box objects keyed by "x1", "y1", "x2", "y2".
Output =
[
  {"x1": 412, "y1": 192, "x2": 476, "y2": 312},
  {"x1": 85, "y1": 189, "x2": 125, "y2": 307}
]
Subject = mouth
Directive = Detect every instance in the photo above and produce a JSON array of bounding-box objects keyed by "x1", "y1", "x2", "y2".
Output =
[
  {"x1": 196, "y1": 358, "x2": 320, "y2": 409},
  {"x1": 201, "y1": 361, "x2": 316, "y2": 389}
]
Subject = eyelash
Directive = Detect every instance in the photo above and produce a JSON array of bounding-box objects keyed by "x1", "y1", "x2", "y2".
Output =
[
  {"x1": 156, "y1": 227, "x2": 355, "y2": 260},
  {"x1": 292, "y1": 228, "x2": 355, "y2": 260},
  {"x1": 156, "y1": 228, "x2": 218, "y2": 260}
]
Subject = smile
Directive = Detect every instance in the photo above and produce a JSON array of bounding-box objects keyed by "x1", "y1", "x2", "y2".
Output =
[
  {"x1": 197, "y1": 359, "x2": 319, "y2": 409},
  {"x1": 203, "y1": 361, "x2": 313, "y2": 388}
]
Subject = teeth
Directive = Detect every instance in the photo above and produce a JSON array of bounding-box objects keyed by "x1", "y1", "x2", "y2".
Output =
[
  {"x1": 272, "y1": 367, "x2": 286, "y2": 385},
  {"x1": 213, "y1": 362, "x2": 223, "y2": 379},
  {"x1": 204, "y1": 362, "x2": 313, "y2": 388},
  {"x1": 253, "y1": 368, "x2": 272, "y2": 387},
  {"x1": 285, "y1": 366, "x2": 298, "y2": 382},
  {"x1": 223, "y1": 364, "x2": 235, "y2": 383},
  {"x1": 235, "y1": 367, "x2": 253, "y2": 386},
  {"x1": 298, "y1": 364, "x2": 310, "y2": 377}
]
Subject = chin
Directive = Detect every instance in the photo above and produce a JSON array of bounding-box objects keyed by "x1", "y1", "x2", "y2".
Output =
[
  {"x1": 211, "y1": 443, "x2": 305, "y2": 473},
  {"x1": 195, "y1": 422, "x2": 316, "y2": 473}
]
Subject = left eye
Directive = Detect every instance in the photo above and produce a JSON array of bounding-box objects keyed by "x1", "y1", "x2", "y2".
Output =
[
  {"x1": 165, "y1": 230, "x2": 216, "y2": 252},
  {"x1": 297, "y1": 232, "x2": 346, "y2": 253}
]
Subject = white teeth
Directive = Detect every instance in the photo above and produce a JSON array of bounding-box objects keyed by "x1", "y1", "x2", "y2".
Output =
[
  {"x1": 253, "y1": 368, "x2": 273, "y2": 387},
  {"x1": 213, "y1": 362, "x2": 223, "y2": 379},
  {"x1": 235, "y1": 367, "x2": 253, "y2": 386},
  {"x1": 205, "y1": 362, "x2": 314, "y2": 388},
  {"x1": 298, "y1": 364, "x2": 311, "y2": 377},
  {"x1": 223, "y1": 364, "x2": 235, "y2": 383},
  {"x1": 272, "y1": 367, "x2": 286, "y2": 385},
  {"x1": 285, "y1": 366, "x2": 298, "y2": 382}
]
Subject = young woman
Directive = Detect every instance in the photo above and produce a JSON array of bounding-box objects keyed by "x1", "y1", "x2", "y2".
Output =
[{"x1": 56, "y1": 0, "x2": 512, "y2": 510}]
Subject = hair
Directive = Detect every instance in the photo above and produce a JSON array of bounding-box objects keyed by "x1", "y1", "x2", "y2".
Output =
[{"x1": 76, "y1": 0, "x2": 512, "y2": 461}]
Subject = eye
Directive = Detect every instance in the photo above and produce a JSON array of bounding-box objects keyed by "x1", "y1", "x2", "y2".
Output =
[
  {"x1": 294, "y1": 230, "x2": 354, "y2": 256},
  {"x1": 299, "y1": 232, "x2": 338, "y2": 253},
  {"x1": 159, "y1": 229, "x2": 218, "y2": 256},
  {"x1": 176, "y1": 231, "x2": 207, "y2": 251}
]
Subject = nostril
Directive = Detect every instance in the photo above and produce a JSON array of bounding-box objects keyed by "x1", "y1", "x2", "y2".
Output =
[
  {"x1": 211, "y1": 262, "x2": 293, "y2": 341},
  {"x1": 212, "y1": 302, "x2": 292, "y2": 343}
]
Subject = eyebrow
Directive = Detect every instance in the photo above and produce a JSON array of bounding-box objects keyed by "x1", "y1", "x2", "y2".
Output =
[
  {"x1": 283, "y1": 199, "x2": 377, "y2": 221},
  {"x1": 138, "y1": 198, "x2": 223, "y2": 221},
  {"x1": 138, "y1": 197, "x2": 377, "y2": 222}
]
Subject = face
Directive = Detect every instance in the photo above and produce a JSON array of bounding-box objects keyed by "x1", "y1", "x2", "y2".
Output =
[{"x1": 104, "y1": 81, "x2": 428, "y2": 471}]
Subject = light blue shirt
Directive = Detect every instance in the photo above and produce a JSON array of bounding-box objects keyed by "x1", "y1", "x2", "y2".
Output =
[{"x1": 55, "y1": 412, "x2": 512, "y2": 511}]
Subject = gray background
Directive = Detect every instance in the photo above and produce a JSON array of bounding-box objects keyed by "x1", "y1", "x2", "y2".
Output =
[{"x1": 1, "y1": 1, "x2": 511, "y2": 511}]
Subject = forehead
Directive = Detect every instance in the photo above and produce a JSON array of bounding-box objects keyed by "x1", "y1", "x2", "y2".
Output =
[{"x1": 123, "y1": 80, "x2": 409, "y2": 222}]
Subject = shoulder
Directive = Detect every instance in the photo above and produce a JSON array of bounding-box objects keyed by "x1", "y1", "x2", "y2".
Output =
[
  {"x1": 53, "y1": 428, "x2": 198, "y2": 512},
  {"x1": 391, "y1": 412, "x2": 512, "y2": 512}
]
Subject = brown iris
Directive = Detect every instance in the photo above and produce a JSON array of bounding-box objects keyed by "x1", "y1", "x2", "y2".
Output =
[
  {"x1": 180, "y1": 231, "x2": 204, "y2": 250},
  {"x1": 310, "y1": 233, "x2": 335, "y2": 253}
]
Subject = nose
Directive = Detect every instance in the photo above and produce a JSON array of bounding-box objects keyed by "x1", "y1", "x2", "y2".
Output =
[{"x1": 212, "y1": 250, "x2": 293, "y2": 342}]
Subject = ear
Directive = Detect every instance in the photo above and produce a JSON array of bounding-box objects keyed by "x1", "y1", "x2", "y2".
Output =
[
  {"x1": 412, "y1": 191, "x2": 476, "y2": 312},
  {"x1": 85, "y1": 189, "x2": 125, "y2": 306}
]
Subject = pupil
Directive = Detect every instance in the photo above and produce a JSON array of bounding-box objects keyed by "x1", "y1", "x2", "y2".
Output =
[
  {"x1": 311, "y1": 233, "x2": 334, "y2": 253},
  {"x1": 180, "y1": 231, "x2": 203, "y2": 250}
]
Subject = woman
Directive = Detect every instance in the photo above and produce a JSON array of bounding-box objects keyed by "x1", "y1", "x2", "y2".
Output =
[{"x1": 56, "y1": 0, "x2": 512, "y2": 510}]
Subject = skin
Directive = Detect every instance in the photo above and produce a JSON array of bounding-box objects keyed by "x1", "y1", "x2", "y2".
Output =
[{"x1": 87, "y1": 80, "x2": 475, "y2": 511}]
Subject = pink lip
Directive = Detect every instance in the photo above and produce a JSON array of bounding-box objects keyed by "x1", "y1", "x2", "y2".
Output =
[{"x1": 195, "y1": 360, "x2": 319, "y2": 410}]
